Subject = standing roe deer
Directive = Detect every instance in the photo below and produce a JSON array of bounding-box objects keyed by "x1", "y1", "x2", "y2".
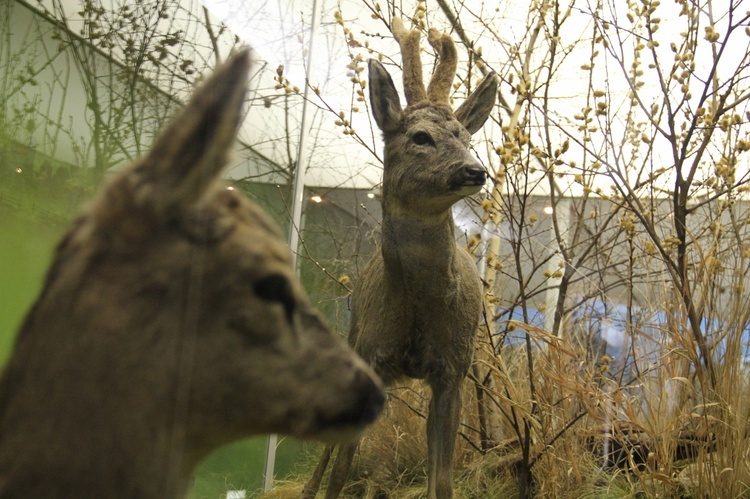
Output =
[
  {"x1": 302, "y1": 18, "x2": 497, "y2": 499},
  {"x1": 0, "y1": 49, "x2": 384, "y2": 498}
]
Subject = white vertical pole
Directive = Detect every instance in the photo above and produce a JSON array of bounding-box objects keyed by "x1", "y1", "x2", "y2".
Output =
[
  {"x1": 287, "y1": 0, "x2": 321, "y2": 263},
  {"x1": 263, "y1": 0, "x2": 322, "y2": 492},
  {"x1": 262, "y1": 434, "x2": 277, "y2": 492}
]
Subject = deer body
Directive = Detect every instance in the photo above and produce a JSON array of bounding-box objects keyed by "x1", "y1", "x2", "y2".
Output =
[
  {"x1": 352, "y1": 199, "x2": 480, "y2": 386},
  {"x1": 0, "y1": 51, "x2": 384, "y2": 498},
  {"x1": 350, "y1": 210, "x2": 481, "y2": 498},
  {"x1": 304, "y1": 18, "x2": 497, "y2": 499}
]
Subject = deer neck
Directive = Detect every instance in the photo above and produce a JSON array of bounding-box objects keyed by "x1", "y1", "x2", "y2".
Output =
[
  {"x1": 0, "y1": 306, "x2": 200, "y2": 498},
  {"x1": 380, "y1": 203, "x2": 458, "y2": 286},
  {"x1": 0, "y1": 391, "x2": 196, "y2": 497}
]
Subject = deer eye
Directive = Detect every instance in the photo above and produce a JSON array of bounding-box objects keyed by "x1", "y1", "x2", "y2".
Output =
[
  {"x1": 411, "y1": 131, "x2": 434, "y2": 146},
  {"x1": 253, "y1": 274, "x2": 295, "y2": 322}
]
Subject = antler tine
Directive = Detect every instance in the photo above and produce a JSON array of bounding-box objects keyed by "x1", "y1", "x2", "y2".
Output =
[
  {"x1": 426, "y1": 28, "x2": 458, "y2": 105},
  {"x1": 391, "y1": 17, "x2": 428, "y2": 105}
]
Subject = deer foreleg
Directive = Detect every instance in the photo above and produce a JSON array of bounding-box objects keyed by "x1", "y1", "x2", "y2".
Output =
[
  {"x1": 301, "y1": 445, "x2": 334, "y2": 498},
  {"x1": 427, "y1": 379, "x2": 461, "y2": 499},
  {"x1": 323, "y1": 442, "x2": 357, "y2": 499}
]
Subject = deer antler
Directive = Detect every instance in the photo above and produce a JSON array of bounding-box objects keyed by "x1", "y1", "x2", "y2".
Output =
[
  {"x1": 391, "y1": 17, "x2": 427, "y2": 105},
  {"x1": 391, "y1": 18, "x2": 458, "y2": 107},
  {"x1": 426, "y1": 28, "x2": 457, "y2": 104}
]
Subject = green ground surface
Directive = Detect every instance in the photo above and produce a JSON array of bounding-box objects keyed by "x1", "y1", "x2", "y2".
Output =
[{"x1": 190, "y1": 438, "x2": 309, "y2": 498}]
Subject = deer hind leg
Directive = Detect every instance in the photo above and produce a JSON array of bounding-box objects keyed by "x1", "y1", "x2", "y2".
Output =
[
  {"x1": 323, "y1": 443, "x2": 357, "y2": 499},
  {"x1": 426, "y1": 379, "x2": 462, "y2": 499}
]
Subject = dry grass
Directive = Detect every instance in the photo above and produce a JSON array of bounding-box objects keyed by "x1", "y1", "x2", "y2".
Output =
[{"x1": 267, "y1": 324, "x2": 750, "y2": 498}]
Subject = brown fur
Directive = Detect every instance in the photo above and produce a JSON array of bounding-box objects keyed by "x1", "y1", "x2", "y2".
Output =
[
  {"x1": 303, "y1": 20, "x2": 498, "y2": 499},
  {"x1": 0, "y1": 50, "x2": 384, "y2": 498}
]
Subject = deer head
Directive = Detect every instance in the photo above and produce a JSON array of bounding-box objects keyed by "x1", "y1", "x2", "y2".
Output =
[
  {"x1": 0, "y1": 50, "x2": 384, "y2": 497},
  {"x1": 369, "y1": 18, "x2": 498, "y2": 217}
]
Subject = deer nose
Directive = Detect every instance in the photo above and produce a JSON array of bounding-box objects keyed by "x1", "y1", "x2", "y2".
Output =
[
  {"x1": 463, "y1": 165, "x2": 487, "y2": 185},
  {"x1": 318, "y1": 367, "x2": 385, "y2": 429},
  {"x1": 451, "y1": 164, "x2": 487, "y2": 188}
]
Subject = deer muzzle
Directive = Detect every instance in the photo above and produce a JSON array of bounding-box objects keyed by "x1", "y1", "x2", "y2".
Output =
[
  {"x1": 449, "y1": 163, "x2": 487, "y2": 192},
  {"x1": 312, "y1": 365, "x2": 385, "y2": 443}
]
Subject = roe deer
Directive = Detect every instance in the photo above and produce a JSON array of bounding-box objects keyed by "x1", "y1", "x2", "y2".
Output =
[
  {"x1": 0, "y1": 50, "x2": 384, "y2": 498},
  {"x1": 302, "y1": 18, "x2": 497, "y2": 499}
]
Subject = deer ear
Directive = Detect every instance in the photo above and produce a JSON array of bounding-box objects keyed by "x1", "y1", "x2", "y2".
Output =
[
  {"x1": 368, "y1": 59, "x2": 402, "y2": 133},
  {"x1": 132, "y1": 50, "x2": 252, "y2": 218},
  {"x1": 454, "y1": 72, "x2": 497, "y2": 135}
]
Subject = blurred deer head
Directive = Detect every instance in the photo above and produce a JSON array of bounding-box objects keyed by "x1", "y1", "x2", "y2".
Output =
[{"x1": 0, "y1": 50, "x2": 384, "y2": 498}]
